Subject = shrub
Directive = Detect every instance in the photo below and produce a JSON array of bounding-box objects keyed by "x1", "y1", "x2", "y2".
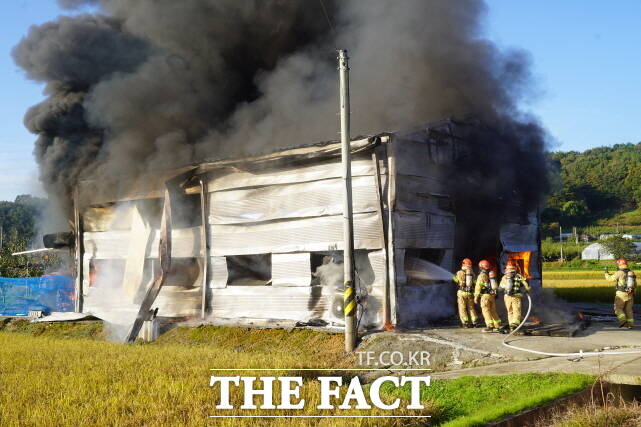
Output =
[
  {"x1": 541, "y1": 238, "x2": 585, "y2": 261},
  {"x1": 599, "y1": 235, "x2": 638, "y2": 260}
]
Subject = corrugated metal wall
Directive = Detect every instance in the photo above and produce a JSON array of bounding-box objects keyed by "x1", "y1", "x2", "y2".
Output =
[
  {"x1": 205, "y1": 153, "x2": 388, "y2": 327},
  {"x1": 78, "y1": 125, "x2": 538, "y2": 330},
  {"x1": 391, "y1": 134, "x2": 458, "y2": 326}
]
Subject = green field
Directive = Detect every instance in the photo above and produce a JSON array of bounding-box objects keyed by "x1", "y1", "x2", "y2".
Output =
[
  {"x1": 385, "y1": 374, "x2": 593, "y2": 427},
  {"x1": 0, "y1": 321, "x2": 594, "y2": 426}
]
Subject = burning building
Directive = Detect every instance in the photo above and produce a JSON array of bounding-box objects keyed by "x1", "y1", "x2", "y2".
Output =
[
  {"x1": 14, "y1": 1, "x2": 550, "y2": 339},
  {"x1": 72, "y1": 119, "x2": 542, "y2": 339}
]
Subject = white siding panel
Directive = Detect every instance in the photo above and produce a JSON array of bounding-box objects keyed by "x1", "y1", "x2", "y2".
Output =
[
  {"x1": 209, "y1": 212, "x2": 384, "y2": 256},
  {"x1": 209, "y1": 176, "x2": 379, "y2": 225},
  {"x1": 155, "y1": 286, "x2": 202, "y2": 317},
  {"x1": 84, "y1": 227, "x2": 201, "y2": 259},
  {"x1": 208, "y1": 256, "x2": 228, "y2": 289},
  {"x1": 208, "y1": 285, "x2": 383, "y2": 328},
  {"x1": 366, "y1": 250, "x2": 387, "y2": 288},
  {"x1": 206, "y1": 154, "x2": 384, "y2": 192},
  {"x1": 84, "y1": 230, "x2": 129, "y2": 259},
  {"x1": 272, "y1": 253, "x2": 312, "y2": 287},
  {"x1": 209, "y1": 286, "x2": 337, "y2": 322}
]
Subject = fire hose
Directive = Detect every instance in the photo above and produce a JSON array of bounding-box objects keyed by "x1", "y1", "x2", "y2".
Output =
[{"x1": 502, "y1": 294, "x2": 641, "y2": 358}]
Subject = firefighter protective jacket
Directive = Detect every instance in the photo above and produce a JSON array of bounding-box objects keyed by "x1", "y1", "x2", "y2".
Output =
[
  {"x1": 605, "y1": 268, "x2": 636, "y2": 293},
  {"x1": 475, "y1": 270, "x2": 493, "y2": 295},
  {"x1": 453, "y1": 268, "x2": 475, "y2": 294},
  {"x1": 499, "y1": 273, "x2": 531, "y2": 296}
]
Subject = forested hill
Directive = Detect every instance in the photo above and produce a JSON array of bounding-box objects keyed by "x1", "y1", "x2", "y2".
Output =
[
  {"x1": 543, "y1": 142, "x2": 641, "y2": 227},
  {"x1": 1, "y1": 144, "x2": 641, "y2": 236}
]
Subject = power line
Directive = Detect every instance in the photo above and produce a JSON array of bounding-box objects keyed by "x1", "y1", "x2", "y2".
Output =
[{"x1": 319, "y1": 0, "x2": 338, "y2": 51}]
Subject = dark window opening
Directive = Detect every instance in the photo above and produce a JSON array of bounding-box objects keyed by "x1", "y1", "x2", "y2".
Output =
[
  {"x1": 166, "y1": 258, "x2": 201, "y2": 287},
  {"x1": 226, "y1": 254, "x2": 272, "y2": 286},
  {"x1": 404, "y1": 248, "x2": 447, "y2": 285},
  {"x1": 405, "y1": 248, "x2": 445, "y2": 265}
]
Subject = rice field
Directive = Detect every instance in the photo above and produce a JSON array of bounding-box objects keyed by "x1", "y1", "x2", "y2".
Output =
[
  {"x1": 0, "y1": 321, "x2": 594, "y2": 426},
  {"x1": 544, "y1": 271, "x2": 612, "y2": 281},
  {"x1": 0, "y1": 324, "x2": 425, "y2": 426},
  {"x1": 542, "y1": 269, "x2": 640, "y2": 303}
]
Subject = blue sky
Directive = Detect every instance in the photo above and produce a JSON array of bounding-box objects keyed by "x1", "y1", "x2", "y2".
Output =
[
  {"x1": 0, "y1": 1, "x2": 80, "y2": 202},
  {"x1": 1, "y1": 1, "x2": 641, "y2": 201},
  {"x1": 487, "y1": 0, "x2": 641, "y2": 152}
]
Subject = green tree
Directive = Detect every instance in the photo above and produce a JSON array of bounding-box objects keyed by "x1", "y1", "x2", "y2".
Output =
[
  {"x1": 561, "y1": 200, "x2": 589, "y2": 224},
  {"x1": 0, "y1": 195, "x2": 60, "y2": 278},
  {"x1": 0, "y1": 233, "x2": 62, "y2": 278},
  {"x1": 600, "y1": 235, "x2": 638, "y2": 260},
  {"x1": 624, "y1": 165, "x2": 641, "y2": 207}
]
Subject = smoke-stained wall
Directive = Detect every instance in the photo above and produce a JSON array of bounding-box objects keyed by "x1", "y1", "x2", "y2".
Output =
[{"x1": 14, "y1": 0, "x2": 548, "y2": 221}]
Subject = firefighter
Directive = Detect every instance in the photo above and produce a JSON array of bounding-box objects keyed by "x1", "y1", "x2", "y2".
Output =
[
  {"x1": 500, "y1": 262, "x2": 531, "y2": 331},
  {"x1": 452, "y1": 258, "x2": 479, "y2": 328},
  {"x1": 474, "y1": 260, "x2": 501, "y2": 333},
  {"x1": 605, "y1": 258, "x2": 636, "y2": 329}
]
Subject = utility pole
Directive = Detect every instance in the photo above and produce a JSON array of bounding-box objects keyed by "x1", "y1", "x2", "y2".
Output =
[
  {"x1": 339, "y1": 50, "x2": 357, "y2": 352},
  {"x1": 0, "y1": 225, "x2": 3, "y2": 249},
  {"x1": 559, "y1": 225, "x2": 564, "y2": 261}
]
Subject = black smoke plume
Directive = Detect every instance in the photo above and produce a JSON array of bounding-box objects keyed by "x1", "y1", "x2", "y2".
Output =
[{"x1": 14, "y1": 0, "x2": 548, "y2": 219}]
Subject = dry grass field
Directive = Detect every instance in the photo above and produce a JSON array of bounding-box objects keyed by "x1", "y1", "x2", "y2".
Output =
[{"x1": 541, "y1": 399, "x2": 641, "y2": 426}]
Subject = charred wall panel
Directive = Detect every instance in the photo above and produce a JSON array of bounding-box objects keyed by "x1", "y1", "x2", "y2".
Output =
[{"x1": 390, "y1": 134, "x2": 457, "y2": 326}]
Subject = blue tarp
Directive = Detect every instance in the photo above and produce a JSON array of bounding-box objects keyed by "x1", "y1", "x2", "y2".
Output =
[{"x1": 0, "y1": 275, "x2": 75, "y2": 317}]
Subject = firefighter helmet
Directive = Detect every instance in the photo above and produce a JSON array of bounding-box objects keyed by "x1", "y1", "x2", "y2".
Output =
[
  {"x1": 462, "y1": 258, "x2": 473, "y2": 267},
  {"x1": 478, "y1": 260, "x2": 490, "y2": 270},
  {"x1": 617, "y1": 258, "x2": 628, "y2": 268},
  {"x1": 505, "y1": 262, "x2": 516, "y2": 272}
]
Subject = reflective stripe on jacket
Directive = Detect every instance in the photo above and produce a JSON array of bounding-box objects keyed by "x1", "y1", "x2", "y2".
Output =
[
  {"x1": 453, "y1": 269, "x2": 475, "y2": 293},
  {"x1": 475, "y1": 270, "x2": 491, "y2": 295}
]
